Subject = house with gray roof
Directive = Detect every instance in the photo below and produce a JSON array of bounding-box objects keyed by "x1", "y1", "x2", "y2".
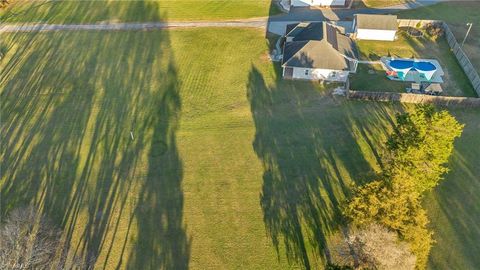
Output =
[
  {"x1": 353, "y1": 14, "x2": 398, "y2": 41},
  {"x1": 282, "y1": 22, "x2": 358, "y2": 82}
]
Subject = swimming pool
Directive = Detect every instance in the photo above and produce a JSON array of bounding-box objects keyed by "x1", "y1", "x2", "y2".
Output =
[
  {"x1": 389, "y1": 59, "x2": 437, "y2": 72},
  {"x1": 388, "y1": 59, "x2": 438, "y2": 81}
]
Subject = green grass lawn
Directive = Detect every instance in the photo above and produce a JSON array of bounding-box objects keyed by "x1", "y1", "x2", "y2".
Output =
[
  {"x1": 350, "y1": 63, "x2": 409, "y2": 92},
  {"x1": 359, "y1": 0, "x2": 406, "y2": 8},
  {"x1": 423, "y1": 108, "x2": 480, "y2": 270},
  {"x1": 0, "y1": 0, "x2": 279, "y2": 23},
  {"x1": 354, "y1": 31, "x2": 477, "y2": 97},
  {"x1": 398, "y1": 1, "x2": 480, "y2": 71},
  {"x1": 1, "y1": 27, "x2": 479, "y2": 269}
]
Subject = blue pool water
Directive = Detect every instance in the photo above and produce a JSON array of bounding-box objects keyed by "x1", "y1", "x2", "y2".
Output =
[
  {"x1": 389, "y1": 59, "x2": 437, "y2": 72},
  {"x1": 413, "y1": 61, "x2": 436, "y2": 71},
  {"x1": 390, "y1": 60, "x2": 413, "y2": 69}
]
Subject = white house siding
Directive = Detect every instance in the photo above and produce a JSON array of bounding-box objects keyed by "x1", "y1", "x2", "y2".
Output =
[
  {"x1": 291, "y1": 0, "x2": 346, "y2": 7},
  {"x1": 289, "y1": 67, "x2": 349, "y2": 82},
  {"x1": 355, "y1": 29, "x2": 396, "y2": 41}
]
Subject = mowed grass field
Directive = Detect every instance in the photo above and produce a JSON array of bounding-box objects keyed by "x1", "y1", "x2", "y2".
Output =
[
  {"x1": 1, "y1": 28, "x2": 479, "y2": 269},
  {"x1": 0, "y1": 0, "x2": 278, "y2": 23}
]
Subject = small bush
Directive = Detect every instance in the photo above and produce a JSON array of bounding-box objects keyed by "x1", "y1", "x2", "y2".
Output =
[{"x1": 424, "y1": 23, "x2": 444, "y2": 41}]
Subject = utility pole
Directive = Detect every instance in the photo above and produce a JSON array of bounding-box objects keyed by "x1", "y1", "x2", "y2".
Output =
[{"x1": 461, "y1": 23, "x2": 473, "y2": 47}]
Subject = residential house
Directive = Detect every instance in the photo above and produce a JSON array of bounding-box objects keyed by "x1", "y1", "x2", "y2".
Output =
[{"x1": 282, "y1": 22, "x2": 358, "y2": 82}]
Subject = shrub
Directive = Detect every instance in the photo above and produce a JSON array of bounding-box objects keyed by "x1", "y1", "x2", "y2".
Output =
[{"x1": 424, "y1": 23, "x2": 445, "y2": 41}]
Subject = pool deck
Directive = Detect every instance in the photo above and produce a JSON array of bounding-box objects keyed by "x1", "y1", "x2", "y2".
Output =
[{"x1": 380, "y1": 57, "x2": 444, "y2": 83}]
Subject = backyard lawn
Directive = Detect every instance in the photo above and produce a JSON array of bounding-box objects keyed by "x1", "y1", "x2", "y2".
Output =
[
  {"x1": 398, "y1": 1, "x2": 480, "y2": 71},
  {"x1": 0, "y1": 0, "x2": 278, "y2": 23},
  {"x1": 350, "y1": 63, "x2": 408, "y2": 92},
  {"x1": 353, "y1": 30, "x2": 477, "y2": 97},
  {"x1": 1, "y1": 27, "x2": 479, "y2": 269}
]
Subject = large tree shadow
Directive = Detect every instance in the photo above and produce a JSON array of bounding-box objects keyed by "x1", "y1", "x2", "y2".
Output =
[
  {"x1": 247, "y1": 66, "x2": 384, "y2": 269},
  {"x1": 425, "y1": 108, "x2": 480, "y2": 270},
  {"x1": 1, "y1": 1, "x2": 189, "y2": 269},
  {"x1": 126, "y1": 61, "x2": 190, "y2": 270}
]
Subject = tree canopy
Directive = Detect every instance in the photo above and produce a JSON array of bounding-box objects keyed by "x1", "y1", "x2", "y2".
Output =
[
  {"x1": 343, "y1": 105, "x2": 463, "y2": 270},
  {"x1": 385, "y1": 105, "x2": 464, "y2": 194},
  {"x1": 344, "y1": 180, "x2": 432, "y2": 269}
]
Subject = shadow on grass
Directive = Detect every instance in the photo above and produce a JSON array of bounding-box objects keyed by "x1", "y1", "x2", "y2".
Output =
[
  {"x1": 425, "y1": 109, "x2": 480, "y2": 269},
  {"x1": 246, "y1": 65, "x2": 391, "y2": 269},
  {"x1": 1, "y1": 2, "x2": 190, "y2": 269},
  {"x1": 0, "y1": 0, "x2": 168, "y2": 24}
]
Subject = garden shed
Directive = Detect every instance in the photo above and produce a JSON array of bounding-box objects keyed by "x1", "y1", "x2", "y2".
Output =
[{"x1": 353, "y1": 14, "x2": 398, "y2": 41}]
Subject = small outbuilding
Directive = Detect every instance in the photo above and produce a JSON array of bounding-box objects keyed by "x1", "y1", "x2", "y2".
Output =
[{"x1": 353, "y1": 14, "x2": 398, "y2": 41}]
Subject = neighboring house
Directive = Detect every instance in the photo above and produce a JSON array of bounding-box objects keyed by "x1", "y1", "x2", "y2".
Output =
[
  {"x1": 282, "y1": 22, "x2": 358, "y2": 82},
  {"x1": 291, "y1": 0, "x2": 346, "y2": 7},
  {"x1": 353, "y1": 14, "x2": 398, "y2": 41}
]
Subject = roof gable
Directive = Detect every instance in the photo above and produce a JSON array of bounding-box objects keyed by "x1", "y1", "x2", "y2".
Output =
[
  {"x1": 283, "y1": 41, "x2": 350, "y2": 70},
  {"x1": 283, "y1": 22, "x2": 358, "y2": 70},
  {"x1": 355, "y1": 14, "x2": 398, "y2": 31}
]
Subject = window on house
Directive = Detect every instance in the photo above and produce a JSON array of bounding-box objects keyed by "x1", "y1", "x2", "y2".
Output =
[{"x1": 305, "y1": 69, "x2": 309, "y2": 76}]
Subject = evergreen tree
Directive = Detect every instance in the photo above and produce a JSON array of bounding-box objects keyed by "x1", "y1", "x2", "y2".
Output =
[
  {"x1": 385, "y1": 105, "x2": 464, "y2": 194},
  {"x1": 344, "y1": 180, "x2": 432, "y2": 269},
  {"x1": 343, "y1": 106, "x2": 462, "y2": 269}
]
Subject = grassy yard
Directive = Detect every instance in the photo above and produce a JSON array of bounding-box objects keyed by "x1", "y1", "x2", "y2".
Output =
[
  {"x1": 0, "y1": 0, "x2": 279, "y2": 23},
  {"x1": 423, "y1": 108, "x2": 480, "y2": 270},
  {"x1": 354, "y1": 31, "x2": 477, "y2": 97},
  {"x1": 359, "y1": 0, "x2": 406, "y2": 8},
  {"x1": 350, "y1": 63, "x2": 408, "y2": 92},
  {"x1": 398, "y1": 1, "x2": 480, "y2": 71},
  {"x1": 1, "y1": 27, "x2": 380, "y2": 270},
  {"x1": 1, "y1": 27, "x2": 479, "y2": 269}
]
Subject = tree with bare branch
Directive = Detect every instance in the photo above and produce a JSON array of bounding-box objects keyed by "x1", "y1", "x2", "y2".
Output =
[
  {"x1": 332, "y1": 224, "x2": 416, "y2": 270},
  {"x1": 0, "y1": 207, "x2": 62, "y2": 269},
  {"x1": 0, "y1": 0, "x2": 9, "y2": 9}
]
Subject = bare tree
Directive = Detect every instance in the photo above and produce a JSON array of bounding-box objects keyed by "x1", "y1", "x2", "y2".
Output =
[
  {"x1": 0, "y1": 0, "x2": 9, "y2": 9},
  {"x1": 0, "y1": 207, "x2": 62, "y2": 270},
  {"x1": 332, "y1": 224, "x2": 416, "y2": 270}
]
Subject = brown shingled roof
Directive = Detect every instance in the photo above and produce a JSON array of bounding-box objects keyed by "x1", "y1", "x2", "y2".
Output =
[{"x1": 355, "y1": 14, "x2": 398, "y2": 31}]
